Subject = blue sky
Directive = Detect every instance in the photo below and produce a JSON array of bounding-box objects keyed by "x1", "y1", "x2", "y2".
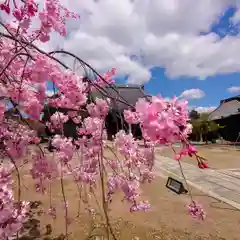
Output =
[
  {"x1": 120, "y1": 7, "x2": 240, "y2": 111},
  {"x1": 112, "y1": 68, "x2": 240, "y2": 113},
  {"x1": 144, "y1": 69, "x2": 240, "y2": 106},
  {"x1": 45, "y1": 1, "x2": 240, "y2": 113}
]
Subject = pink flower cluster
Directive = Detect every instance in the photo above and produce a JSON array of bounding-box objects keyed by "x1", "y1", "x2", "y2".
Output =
[
  {"x1": 87, "y1": 98, "x2": 110, "y2": 119},
  {"x1": 50, "y1": 111, "x2": 69, "y2": 130},
  {"x1": 30, "y1": 152, "x2": 58, "y2": 192},
  {"x1": 174, "y1": 144, "x2": 209, "y2": 169},
  {"x1": 0, "y1": 1, "x2": 208, "y2": 237},
  {"x1": 92, "y1": 68, "x2": 116, "y2": 90},
  {"x1": 0, "y1": 0, "x2": 37, "y2": 21},
  {"x1": 49, "y1": 70, "x2": 88, "y2": 110},
  {"x1": 134, "y1": 96, "x2": 190, "y2": 143},
  {"x1": 67, "y1": 111, "x2": 82, "y2": 124},
  {"x1": 104, "y1": 130, "x2": 154, "y2": 211},
  {"x1": 0, "y1": 0, "x2": 79, "y2": 40},
  {"x1": 0, "y1": 104, "x2": 5, "y2": 123},
  {"x1": 123, "y1": 109, "x2": 139, "y2": 124},
  {"x1": 187, "y1": 201, "x2": 206, "y2": 220},
  {"x1": 0, "y1": 119, "x2": 35, "y2": 159},
  {"x1": 174, "y1": 144, "x2": 197, "y2": 161},
  {"x1": 38, "y1": 0, "x2": 80, "y2": 42},
  {"x1": 52, "y1": 135, "x2": 74, "y2": 164},
  {"x1": 0, "y1": 165, "x2": 29, "y2": 239}
]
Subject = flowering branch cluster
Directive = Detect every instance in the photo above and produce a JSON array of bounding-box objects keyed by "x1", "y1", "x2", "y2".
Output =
[
  {"x1": 0, "y1": 0, "x2": 207, "y2": 239},
  {"x1": 0, "y1": 165, "x2": 29, "y2": 239}
]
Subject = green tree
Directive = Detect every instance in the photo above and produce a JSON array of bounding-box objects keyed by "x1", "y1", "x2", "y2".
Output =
[
  {"x1": 189, "y1": 109, "x2": 200, "y2": 120},
  {"x1": 190, "y1": 112, "x2": 224, "y2": 143}
]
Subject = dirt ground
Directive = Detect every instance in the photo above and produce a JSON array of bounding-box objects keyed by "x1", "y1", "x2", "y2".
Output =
[
  {"x1": 158, "y1": 145, "x2": 240, "y2": 170},
  {"x1": 13, "y1": 149, "x2": 240, "y2": 240}
]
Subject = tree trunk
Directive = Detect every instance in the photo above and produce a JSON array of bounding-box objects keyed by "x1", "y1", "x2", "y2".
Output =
[{"x1": 200, "y1": 132, "x2": 203, "y2": 142}]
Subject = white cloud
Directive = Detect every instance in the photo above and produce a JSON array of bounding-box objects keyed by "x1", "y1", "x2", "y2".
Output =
[
  {"x1": 45, "y1": 90, "x2": 55, "y2": 97},
  {"x1": 179, "y1": 88, "x2": 205, "y2": 100},
  {"x1": 191, "y1": 106, "x2": 217, "y2": 113},
  {"x1": 231, "y1": 10, "x2": 240, "y2": 24},
  {"x1": 227, "y1": 86, "x2": 240, "y2": 94},
  {"x1": 231, "y1": 1, "x2": 240, "y2": 24},
  {"x1": 6, "y1": 0, "x2": 240, "y2": 84}
]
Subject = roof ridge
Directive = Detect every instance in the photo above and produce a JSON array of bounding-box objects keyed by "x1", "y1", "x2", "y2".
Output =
[
  {"x1": 105, "y1": 84, "x2": 143, "y2": 89},
  {"x1": 220, "y1": 95, "x2": 240, "y2": 103}
]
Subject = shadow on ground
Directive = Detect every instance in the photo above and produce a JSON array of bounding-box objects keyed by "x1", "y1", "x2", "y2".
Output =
[
  {"x1": 11, "y1": 201, "x2": 65, "y2": 240},
  {"x1": 13, "y1": 201, "x2": 109, "y2": 240}
]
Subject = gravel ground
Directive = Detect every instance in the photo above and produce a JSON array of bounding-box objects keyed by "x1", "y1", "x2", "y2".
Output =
[
  {"x1": 10, "y1": 146, "x2": 240, "y2": 240},
  {"x1": 158, "y1": 145, "x2": 240, "y2": 170}
]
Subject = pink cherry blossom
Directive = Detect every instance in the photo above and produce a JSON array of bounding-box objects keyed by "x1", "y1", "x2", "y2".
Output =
[
  {"x1": 123, "y1": 109, "x2": 139, "y2": 124},
  {"x1": 130, "y1": 200, "x2": 150, "y2": 212},
  {"x1": 0, "y1": 104, "x2": 5, "y2": 123},
  {"x1": 48, "y1": 206, "x2": 57, "y2": 219},
  {"x1": 91, "y1": 68, "x2": 116, "y2": 90},
  {"x1": 0, "y1": 1, "x2": 207, "y2": 237},
  {"x1": 87, "y1": 98, "x2": 110, "y2": 119},
  {"x1": 31, "y1": 152, "x2": 59, "y2": 181},
  {"x1": 0, "y1": 3, "x2": 10, "y2": 14},
  {"x1": 51, "y1": 135, "x2": 74, "y2": 163},
  {"x1": 0, "y1": 165, "x2": 29, "y2": 239},
  {"x1": 50, "y1": 111, "x2": 69, "y2": 129},
  {"x1": 115, "y1": 130, "x2": 138, "y2": 158},
  {"x1": 13, "y1": 8, "x2": 23, "y2": 21},
  {"x1": 187, "y1": 201, "x2": 206, "y2": 220}
]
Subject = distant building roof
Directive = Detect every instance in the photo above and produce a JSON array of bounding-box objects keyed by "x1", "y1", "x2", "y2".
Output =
[
  {"x1": 209, "y1": 95, "x2": 240, "y2": 120},
  {"x1": 44, "y1": 84, "x2": 148, "y2": 114},
  {"x1": 90, "y1": 84, "x2": 147, "y2": 111},
  {"x1": 220, "y1": 95, "x2": 240, "y2": 104},
  {"x1": 4, "y1": 108, "x2": 46, "y2": 136},
  {"x1": 4, "y1": 108, "x2": 19, "y2": 120}
]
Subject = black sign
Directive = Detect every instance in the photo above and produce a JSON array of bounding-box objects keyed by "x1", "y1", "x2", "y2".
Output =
[{"x1": 166, "y1": 177, "x2": 188, "y2": 194}]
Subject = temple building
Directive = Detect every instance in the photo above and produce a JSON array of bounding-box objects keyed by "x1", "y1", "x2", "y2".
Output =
[
  {"x1": 208, "y1": 95, "x2": 240, "y2": 142},
  {"x1": 4, "y1": 107, "x2": 46, "y2": 139},
  {"x1": 42, "y1": 84, "x2": 149, "y2": 140}
]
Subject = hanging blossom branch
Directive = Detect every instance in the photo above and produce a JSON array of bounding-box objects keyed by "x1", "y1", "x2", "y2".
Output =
[{"x1": 0, "y1": 1, "x2": 208, "y2": 239}]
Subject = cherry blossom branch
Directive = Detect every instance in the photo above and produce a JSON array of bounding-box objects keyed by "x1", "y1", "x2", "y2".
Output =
[
  {"x1": 0, "y1": 3, "x2": 208, "y2": 239},
  {"x1": 98, "y1": 123, "x2": 117, "y2": 240},
  {"x1": 49, "y1": 50, "x2": 134, "y2": 109},
  {"x1": 5, "y1": 152, "x2": 21, "y2": 240},
  {"x1": 60, "y1": 164, "x2": 69, "y2": 239},
  {"x1": 170, "y1": 144, "x2": 193, "y2": 201},
  {"x1": 0, "y1": 52, "x2": 33, "y2": 77},
  {"x1": 9, "y1": 100, "x2": 45, "y2": 156},
  {"x1": 0, "y1": 31, "x2": 133, "y2": 113}
]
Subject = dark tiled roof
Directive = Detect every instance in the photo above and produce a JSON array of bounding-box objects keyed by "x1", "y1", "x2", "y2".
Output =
[
  {"x1": 220, "y1": 95, "x2": 240, "y2": 104},
  {"x1": 209, "y1": 95, "x2": 240, "y2": 120},
  {"x1": 4, "y1": 109, "x2": 46, "y2": 135},
  {"x1": 44, "y1": 84, "x2": 147, "y2": 113},
  {"x1": 90, "y1": 84, "x2": 147, "y2": 111},
  {"x1": 4, "y1": 108, "x2": 19, "y2": 119}
]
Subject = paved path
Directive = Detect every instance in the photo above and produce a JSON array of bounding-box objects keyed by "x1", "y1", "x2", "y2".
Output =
[{"x1": 154, "y1": 154, "x2": 240, "y2": 210}]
